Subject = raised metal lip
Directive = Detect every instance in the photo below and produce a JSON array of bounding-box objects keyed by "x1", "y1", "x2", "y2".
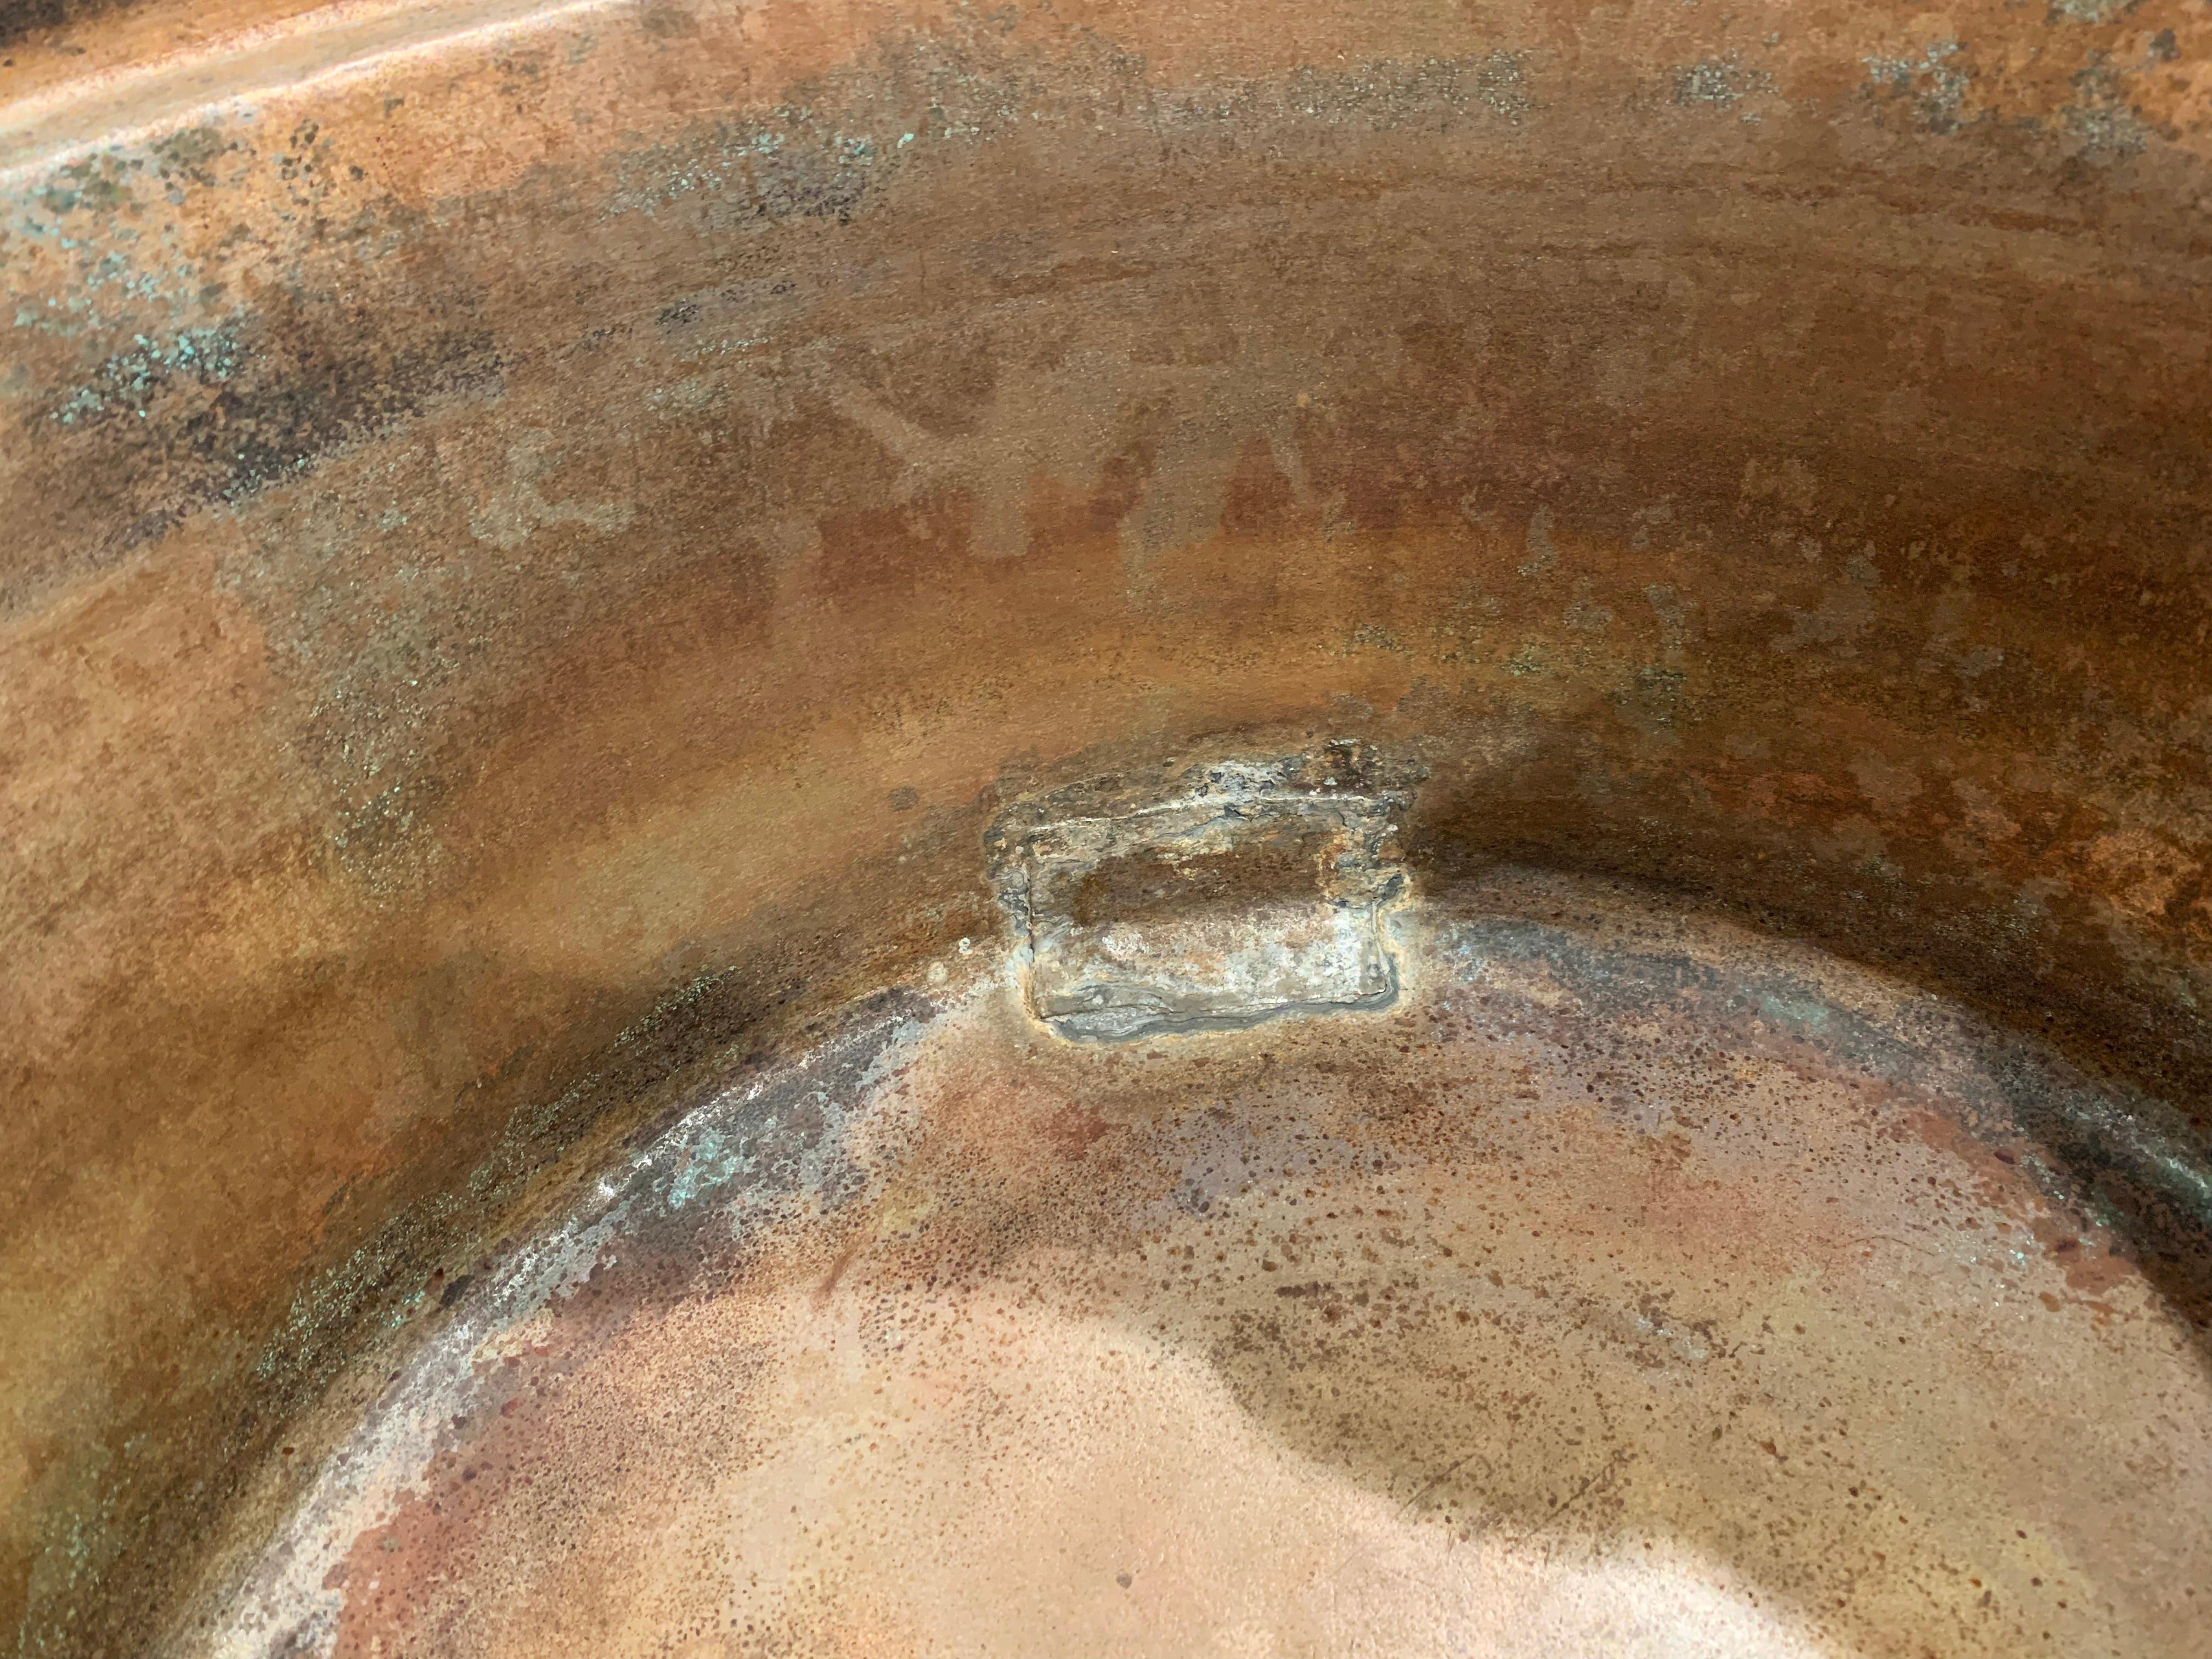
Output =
[{"x1": 0, "y1": 0, "x2": 614, "y2": 181}]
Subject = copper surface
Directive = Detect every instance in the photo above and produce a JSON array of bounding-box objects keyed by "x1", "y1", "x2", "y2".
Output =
[{"x1": 3, "y1": 1, "x2": 2210, "y2": 1651}]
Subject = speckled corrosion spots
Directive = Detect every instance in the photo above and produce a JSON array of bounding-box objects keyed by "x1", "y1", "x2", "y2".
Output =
[{"x1": 215, "y1": 875, "x2": 2212, "y2": 1659}]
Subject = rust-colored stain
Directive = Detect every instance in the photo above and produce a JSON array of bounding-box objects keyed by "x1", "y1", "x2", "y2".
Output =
[{"x1": 2, "y1": 0, "x2": 2209, "y2": 1651}]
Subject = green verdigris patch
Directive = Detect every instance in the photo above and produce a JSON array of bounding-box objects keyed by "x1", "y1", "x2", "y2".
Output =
[{"x1": 47, "y1": 324, "x2": 242, "y2": 425}]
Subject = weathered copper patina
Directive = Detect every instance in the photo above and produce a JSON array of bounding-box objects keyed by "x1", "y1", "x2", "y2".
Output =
[{"x1": 3, "y1": 0, "x2": 2209, "y2": 1652}]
